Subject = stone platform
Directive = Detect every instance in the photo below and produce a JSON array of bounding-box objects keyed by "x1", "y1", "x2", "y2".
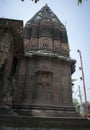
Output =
[{"x1": 0, "y1": 115, "x2": 90, "y2": 130}]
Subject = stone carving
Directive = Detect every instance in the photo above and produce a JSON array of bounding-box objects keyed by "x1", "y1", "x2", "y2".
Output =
[
  {"x1": 33, "y1": 71, "x2": 53, "y2": 104},
  {"x1": 62, "y1": 76, "x2": 68, "y2": 86}
]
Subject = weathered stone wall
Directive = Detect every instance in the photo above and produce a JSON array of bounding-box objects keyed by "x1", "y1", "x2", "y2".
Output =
[
  {"x1": 14, "y1": 56, "x2": 72, "y2": 107},
  {"x1": 0, "y1": 18, "x2": 23, "y2": 107},
  {"x1": 10, "y1": 55, "x2": 77, "y2": 117}
]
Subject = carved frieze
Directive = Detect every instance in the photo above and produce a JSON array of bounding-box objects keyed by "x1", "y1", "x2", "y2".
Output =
[
  {"x1": 30, "y1": 38, "x2": 38, "y2": 49},
  {"x1": 54, "y1": 40, "x2": 60, "y2": 52},
  {"x1": 61, "y1": 43, "x2": 69, "y2": 53}
]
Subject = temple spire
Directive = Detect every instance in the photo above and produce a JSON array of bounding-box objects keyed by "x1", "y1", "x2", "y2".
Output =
[{"x1": 45, "y1": 3, "x2": 48, "y2": 7}]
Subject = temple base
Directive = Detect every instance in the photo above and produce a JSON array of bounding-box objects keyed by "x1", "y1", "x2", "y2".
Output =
[
  {"x1": 12, "y1": 104, "x2": 79, "y2": 117},
  {"x1": 0, "y1": 115, "x2": 90, "y2": 129}
]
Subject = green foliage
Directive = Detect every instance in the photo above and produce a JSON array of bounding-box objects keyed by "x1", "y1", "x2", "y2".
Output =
[
  {"x1": 32, "y1": 0, "x2": 39, "y2": 3},
  {"x1": 71, "y1": 78, "x2": 77, "y2": 86},
  {"x1": 78, "y1": 0, "x2": 82, "y2": 4},
  {"x1": 21, "y1": 0, "x2": 88, "y2": 4},
  {"x1": 73, "y1": 98, "x2": 81, "y2": 115},
  {"x1": 72, "y1": 78, "x2": 77, "y2": 82},
  {"x1": 78, "y1": 0, "x2": 88, "y2": 4},
  {"x1": 73, "y1": 98, "x2": 79, "y2": 106},
  {"x1": 21, "y1": 0, "x2": 39, "y2": 3}
]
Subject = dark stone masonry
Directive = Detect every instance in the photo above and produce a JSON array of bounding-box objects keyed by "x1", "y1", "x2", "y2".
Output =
[{"x1": 0, "y1": 4, "x2": 90, "y2": 130}]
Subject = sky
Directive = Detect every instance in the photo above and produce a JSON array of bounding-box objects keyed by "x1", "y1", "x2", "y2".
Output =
[{"x1": 0, "y1": 0, "x2": 90, "y2": 103}]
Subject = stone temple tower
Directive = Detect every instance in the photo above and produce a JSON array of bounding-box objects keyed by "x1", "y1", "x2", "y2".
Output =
[
  {"x1": 12, "y1": 4, "x2": 77, "y2": 117},
  {"x1": 1, "y1": 4, "x2": 90, "y2": 130}
]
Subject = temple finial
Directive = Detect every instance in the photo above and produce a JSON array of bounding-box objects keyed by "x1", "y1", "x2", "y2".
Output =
[{"x1": 45, "y1": 3, "x2": 48, "y2": 7}]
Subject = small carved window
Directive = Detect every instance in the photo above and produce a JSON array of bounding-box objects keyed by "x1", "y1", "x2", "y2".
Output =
[
  {"x1": 42, "y1": 43, "x2": 48, "y2": 48},
  {"x1": 34, "y1": 71, "x2": 50, "y2": 86},
  {"x1": 33, "y1": 71, "x2": 53, "y2": 104},
  {"x1": 42, "y1": 39, "x2": 49, "y2": 48}
]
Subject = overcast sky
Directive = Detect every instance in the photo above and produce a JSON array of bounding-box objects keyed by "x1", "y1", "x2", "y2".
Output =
[{"x1": 0, "y1": 0, "x2": 90, "y2": 103}]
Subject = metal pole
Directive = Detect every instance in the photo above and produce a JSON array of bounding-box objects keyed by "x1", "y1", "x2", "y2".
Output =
[{"x1": 77, "y1": 49, "x2": 88, "y2": 117}]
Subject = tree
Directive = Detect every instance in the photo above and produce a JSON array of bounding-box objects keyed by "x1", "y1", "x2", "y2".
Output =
[
  {"x1": 21, "y1": 0, "x2": 87, "y2": 4},
  {"x1": 21, "y1": 0, "x2": 39, "y2": 3},
  {"x1": 73, "y1": 98, "x2": 79, "y2": 106},
  {"x1": 78, "y1": 0, "x2": 82, "y2": 4},
  {"x1": 73, "y1": 98, "x2": 80, "y2": 114}
]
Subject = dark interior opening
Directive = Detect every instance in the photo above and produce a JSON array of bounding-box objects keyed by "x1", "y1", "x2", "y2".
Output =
[{"x1": 10, "y1": 57, "x2": 17, "y2": 76}]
